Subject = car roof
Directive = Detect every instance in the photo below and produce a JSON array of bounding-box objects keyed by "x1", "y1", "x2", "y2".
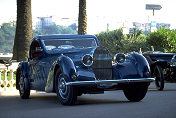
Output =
[{"x1": 34, "y1": 34, "x2": 98, "y2": 40}]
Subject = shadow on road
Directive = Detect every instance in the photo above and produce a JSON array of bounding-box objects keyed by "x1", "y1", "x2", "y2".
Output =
[
  {"x1": 0, "y1": 92, "x2": 132, "y2": 110},
  {"x1": 28, "y1": 94, "x2": 130, "y2": 106},
  {"x1": 76, "y1": 96, "x2": 130, "y2": 106}
]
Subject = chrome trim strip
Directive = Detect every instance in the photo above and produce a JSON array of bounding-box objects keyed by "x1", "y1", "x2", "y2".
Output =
[{"x1": 65, "y1": 78, "x2": 155, "y2": 86}]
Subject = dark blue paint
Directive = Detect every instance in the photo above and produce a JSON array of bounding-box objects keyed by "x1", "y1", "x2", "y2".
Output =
[
  {"x1": 18, "y1": 62, "x2": 30, "y2": 79},
  {"x1": 58, "y1": 54, "x2": 77, "y2": 80},
  {"x1": 112, "y1": 53, "x2": 150, "y2": 80}
]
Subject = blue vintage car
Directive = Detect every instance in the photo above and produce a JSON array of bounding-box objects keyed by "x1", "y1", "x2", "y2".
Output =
[{"x1": 16, "y1": 35, "x2": 154, "y2": 105}]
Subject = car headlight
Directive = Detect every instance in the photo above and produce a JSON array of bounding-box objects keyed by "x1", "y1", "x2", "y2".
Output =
[
  {"x1": 114, "y1": 53, "x2": 126, "y2": 64},
  {"x1": 82, "y1": 54, "x2": 93, "y2": 66}
]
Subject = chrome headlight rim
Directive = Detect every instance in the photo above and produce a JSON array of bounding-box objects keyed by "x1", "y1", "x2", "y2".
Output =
[
  {"x1": 82, "y1": 54, "x2": 93, "y2": 67},
  {"x1": 114, "y1": 53, "x2": 126, "y2": 64}
]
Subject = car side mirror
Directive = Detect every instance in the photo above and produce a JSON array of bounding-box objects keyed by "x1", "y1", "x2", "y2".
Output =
[{"x1": 35, "y1": 47, "x2": 43, "y2": 53}]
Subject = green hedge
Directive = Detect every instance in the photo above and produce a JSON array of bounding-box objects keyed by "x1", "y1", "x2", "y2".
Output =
[
  {"x1": 96, "y1": 29, "x2": 123, "y2": 55},
  {"x1": 96, "y1": 28, "x2": 147, "y2": 55},
  {"x1": 96, "y1": 27, "x2": 176, "y2": 55},
  {"x1": 146, "y1": 27, "x2": 176, "y2": 52}
]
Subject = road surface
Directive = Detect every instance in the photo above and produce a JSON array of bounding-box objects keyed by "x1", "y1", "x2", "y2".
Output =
[{"x1": 0, "y1": 83, "x2": 176, "y2": 118}]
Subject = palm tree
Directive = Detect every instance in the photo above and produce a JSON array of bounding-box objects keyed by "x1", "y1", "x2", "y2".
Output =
[
  {"x1": 12, "y1": 0, "x2": 33, "y2": 61},
  {"x1": 78, "y1": 0, "x2": 87, "y2": 34}
]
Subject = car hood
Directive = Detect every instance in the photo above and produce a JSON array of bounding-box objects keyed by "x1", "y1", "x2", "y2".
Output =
[
  {"x1": 63, "y1": 47, "x2": 96, "y2": 60},
  {"x1": 46, "y1": 47, "x2": 96, "y2": 62},
  {"x1": 45, "y1": 46, "x2": 112, "y2": 67}
]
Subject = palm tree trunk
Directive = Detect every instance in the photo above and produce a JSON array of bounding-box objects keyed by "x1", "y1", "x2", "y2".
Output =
[
  {"x1": 78, "y1": 0, "x2": 87, "y2": 34},
  {"x1": 12, "y1": 0, "x2": 33, "y2": 61}
]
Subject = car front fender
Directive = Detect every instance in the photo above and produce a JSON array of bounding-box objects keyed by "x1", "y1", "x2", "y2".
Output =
[
  {"x1": 131, "y1": 52, "x2": 151, "y2": 78},
  {"x1": 45, "y1": 54, "x2": 77, "y2": 92},
  {"x1": 57, "y1": 54, "x2": 77, "y2": 78}
]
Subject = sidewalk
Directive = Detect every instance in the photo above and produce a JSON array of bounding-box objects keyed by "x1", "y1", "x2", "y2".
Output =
[
  {"x1": 0, "y1": 89, "x2": 37, "y2": 96},
  {"x1": 0, "y1": 89, "x2": 19, "y2": 96}
]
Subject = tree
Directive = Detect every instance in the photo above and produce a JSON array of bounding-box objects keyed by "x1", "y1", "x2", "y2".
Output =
[
  {"x1": 78, "y1": 0, "x2": 87, "y2": 34},
  {"x1": 33, "y1": 24, "x2": 77, "y2": 36},
  {"x1": 12, "y1": 0, "x2": 33, "y2": 61},
  {"x1": 69, "y1": 23, "x2": 78, "y2": 31},
  {"x1": 0, "y1": 23, "x2": 16, "y2": 53}
]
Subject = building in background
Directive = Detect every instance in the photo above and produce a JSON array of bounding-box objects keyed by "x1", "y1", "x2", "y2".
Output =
[
  {"x1": 133, "y1": 22, "x2": 170, "y2": 34},
  {"x1": 36, "y1": 16, "x2": 55, "y2": 29},
  {"x1": 133, "y1": 22, "x2": 151, "y2": 34},
  {"x1": 156, "y1": 23, "x2": 170, "y2": 29}
]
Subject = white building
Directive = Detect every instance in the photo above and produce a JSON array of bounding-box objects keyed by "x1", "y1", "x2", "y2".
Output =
[{"x1": 36, "y1": 16, "x2": 55, "y2": 29}]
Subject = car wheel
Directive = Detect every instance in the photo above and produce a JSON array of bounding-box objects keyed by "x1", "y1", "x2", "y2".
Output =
[
  {"x1": 19, "y1": 70, "x2": 30, "y2": 99},
  {"x1": 123, "y1": 83, "x2": 148, "y2": 102},
  {"x1": 154, "y1": 65, "x2": 164, "y2": 91},
  {"x1": 55, "y1": 70, "x2": 77, "y2": 105}
]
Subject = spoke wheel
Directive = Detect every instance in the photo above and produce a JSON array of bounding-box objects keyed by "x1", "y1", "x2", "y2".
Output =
[
  {"x1": 19, "y1": 70, "x2": 30, "y2": 99},
  {"x1": 55, "y1": 70, "x2": 77, "y2": 105},
  {"x1": 154, "y1": 65, "x2": 164, "y2": 91}
]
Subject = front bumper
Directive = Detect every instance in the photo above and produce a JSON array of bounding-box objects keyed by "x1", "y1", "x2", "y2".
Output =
[{"x1": 66, "y1": 78, "x2": 155, "y2": 86}]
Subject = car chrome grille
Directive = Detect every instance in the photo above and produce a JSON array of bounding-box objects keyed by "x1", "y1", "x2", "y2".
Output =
[{"x1": 92, "y1": 47, "x2": 112, "y2": 80}]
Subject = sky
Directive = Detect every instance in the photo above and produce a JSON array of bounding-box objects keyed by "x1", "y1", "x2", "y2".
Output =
[{"x1": 0, "y1": 0, "x2": 176, "y2": 34}]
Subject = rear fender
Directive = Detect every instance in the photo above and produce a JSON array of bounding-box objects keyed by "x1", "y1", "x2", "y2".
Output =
[{"x1": 16, "y1": 62, "x2": 30, "y2": 90}]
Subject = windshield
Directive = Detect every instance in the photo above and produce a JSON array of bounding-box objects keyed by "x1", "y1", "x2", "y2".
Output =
[{"x1": 42, "y1": 38, "x2": 97, "y2": 50}]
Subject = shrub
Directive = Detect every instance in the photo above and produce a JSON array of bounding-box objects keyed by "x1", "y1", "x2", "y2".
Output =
[
  {"x1": 146, "y1": 27, "x2": 176, "y2": 52},
  {"x1": 96, "y1": 28, "x2": 147, "y2": 55},
  {"x1": 96, "y1": 27, "x2": 176, "y2": 55},
  {"x1": 96, "y1": 29, "x2": 124, "y2": 55}
]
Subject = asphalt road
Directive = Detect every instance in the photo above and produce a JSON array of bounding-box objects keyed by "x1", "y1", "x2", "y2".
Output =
[{"x1": 0, "y1": 83, "x2": 176, "y2": 118}]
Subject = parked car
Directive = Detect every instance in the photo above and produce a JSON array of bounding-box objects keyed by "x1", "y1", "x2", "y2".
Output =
[
  {"x1": 16, "y1": 35, "x2": 154, "y2": 105},
  {"x1": 143, "y1": 51, "x2": 176, "y2": 90}
]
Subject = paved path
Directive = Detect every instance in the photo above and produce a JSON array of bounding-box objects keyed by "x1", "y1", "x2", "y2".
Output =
[{"x1": 0, "y1": 83, "x2": 176, "y2": 118}]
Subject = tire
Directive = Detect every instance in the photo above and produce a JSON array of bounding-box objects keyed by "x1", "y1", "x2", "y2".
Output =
[
  {"x1": 123, "y1": 83, "x2": 148, "y2": 102},
  {"x1": 153, "y1": 65, "x2": 164, "y2": 91},
  {"x1": 19, "y1": 70, "x2": 30, "y2": 99},
  {"x1": 55, "y1": 70, "x2": 77, "y2": 105}
]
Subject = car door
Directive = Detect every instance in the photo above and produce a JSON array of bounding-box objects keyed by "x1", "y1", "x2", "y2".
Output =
[{"x1": 29, "y1": 40, "x2": 47, "y2": 91}]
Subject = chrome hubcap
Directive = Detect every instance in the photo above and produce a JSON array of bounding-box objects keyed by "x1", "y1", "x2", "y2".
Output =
[{"x1": 58, "y1": 76, "x2": 68, "y2": 99}]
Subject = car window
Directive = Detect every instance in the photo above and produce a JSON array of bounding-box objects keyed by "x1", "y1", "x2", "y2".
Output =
[
  {"x1": 42, "y1": 38, "x2": 97, "y2": 51},
  {"x1": 29, "y1": 40, "x2": 42, "y2": 59}
]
